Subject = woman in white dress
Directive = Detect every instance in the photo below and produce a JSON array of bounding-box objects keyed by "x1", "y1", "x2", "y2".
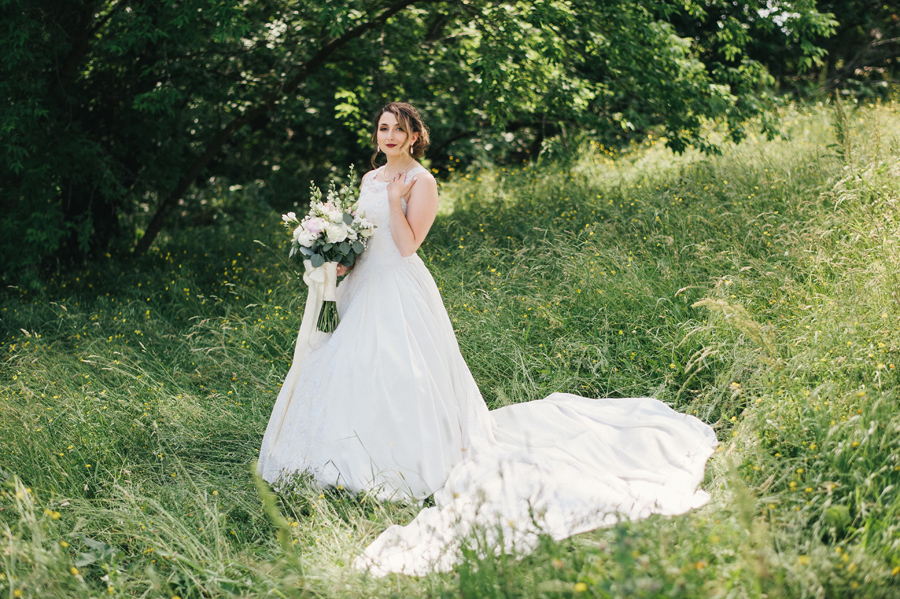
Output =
[{"x1": 257, "y1": 102, "x2": 718, "y2": 576}]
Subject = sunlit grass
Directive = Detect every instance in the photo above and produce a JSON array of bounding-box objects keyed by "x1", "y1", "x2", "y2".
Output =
[{"x1": 2, "y1": 101, "x2": 900, "y2": 597}]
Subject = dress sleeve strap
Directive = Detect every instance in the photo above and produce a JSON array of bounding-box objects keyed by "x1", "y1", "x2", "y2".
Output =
[{"x1": 403, "y1": 165, "x2": 428, "y2": 182}]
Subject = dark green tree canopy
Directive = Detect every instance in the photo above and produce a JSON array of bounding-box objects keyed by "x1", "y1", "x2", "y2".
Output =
[{"x1": 1, "y1": 0, "x2": 838, "y2": 286}]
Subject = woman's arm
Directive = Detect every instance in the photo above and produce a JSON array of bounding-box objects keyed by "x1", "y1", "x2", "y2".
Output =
[{"x1": 387, "y1": 170, "x2": 439, "y2": 257}]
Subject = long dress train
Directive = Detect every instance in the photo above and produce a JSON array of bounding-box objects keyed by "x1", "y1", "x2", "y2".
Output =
[{"x1": 257, "y1": 165, "x2": 718, "y2": 576}]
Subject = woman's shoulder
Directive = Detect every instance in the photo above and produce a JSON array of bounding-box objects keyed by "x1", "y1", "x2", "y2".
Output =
[{"x1": 362, "y1": 166, "x2": 384, "y2": 184}]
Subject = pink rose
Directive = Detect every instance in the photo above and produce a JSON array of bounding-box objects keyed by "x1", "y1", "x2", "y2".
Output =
[{"x1": 305, "y1": 217, "x2": 326, "y2": 234}]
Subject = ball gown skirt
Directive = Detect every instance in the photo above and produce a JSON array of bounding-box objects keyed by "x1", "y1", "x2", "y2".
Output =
[{"x1": 257, "y1": 165, "x2": 718, "y2": 576}]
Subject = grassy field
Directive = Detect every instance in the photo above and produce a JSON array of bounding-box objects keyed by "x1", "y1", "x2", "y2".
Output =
[{"x1": 2, "y1": 100, "x2": 899, "y2": 598}]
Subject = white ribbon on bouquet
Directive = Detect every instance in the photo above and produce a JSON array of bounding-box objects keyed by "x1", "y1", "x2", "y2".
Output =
[
  {"x1": 293, "y1": 259, "x2": 338, "y2": 362},
  {"x1": 267, "y1": 259, "x2": 338, "y2": 455}
]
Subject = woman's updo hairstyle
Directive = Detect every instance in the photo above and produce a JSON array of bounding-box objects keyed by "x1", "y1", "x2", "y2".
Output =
[{"x1": 370, "y1": 102, "x2": 430, "y2": 168}]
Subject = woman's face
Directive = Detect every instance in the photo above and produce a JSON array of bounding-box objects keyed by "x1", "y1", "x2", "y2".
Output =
[{"x1": 377, "y1": 111, "x2": 417, "y2": 158}]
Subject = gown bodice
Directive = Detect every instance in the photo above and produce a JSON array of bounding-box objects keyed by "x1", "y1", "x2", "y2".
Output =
[{"x1": 352, "y1": 164, "x2": 428, "y2": 272}]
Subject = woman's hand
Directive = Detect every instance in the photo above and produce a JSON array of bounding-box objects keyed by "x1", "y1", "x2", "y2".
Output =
[
  {"x1": 336, "y1": 264, "x2": 350, "y2": 277},
  {"x1": 386, "y1": 170, "x2": 417, "y2": 206},
  {"x1": 387, "y1": 171, "x2": 439, "y2": 257}
]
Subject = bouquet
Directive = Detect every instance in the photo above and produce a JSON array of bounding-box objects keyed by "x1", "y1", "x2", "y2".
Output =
[{"x1": 282, "y1": 167, "x2": 375, "y2": 333}]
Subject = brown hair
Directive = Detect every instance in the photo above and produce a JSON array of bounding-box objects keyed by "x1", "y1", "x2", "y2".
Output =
[{"x1": 370, "y1": 102, "x2": 430, "y2": 168}]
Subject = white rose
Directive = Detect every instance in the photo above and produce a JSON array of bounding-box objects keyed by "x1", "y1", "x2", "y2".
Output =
[
  {"x1": 325, "y1": 223, "x2": 348, "y2": 244},
  {"x1": 294, "y1": 227, "x2": 317, "y2": 247}
]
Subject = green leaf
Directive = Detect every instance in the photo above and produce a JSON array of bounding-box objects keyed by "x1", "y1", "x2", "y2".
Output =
[
  {"x1": 310, "y1": 254, "x2": 325, "y2": 268},
  {"x1": 76, "y1": 551, "x2": 101, "y2": 567},
  {"x1": 352, "y1": 240, "x2": 364, "y2": 253},
  {"x1": 75, "y1": 535, "x2": 118, "y2": 566},
  {"x1": 343, "y1": 213, "x2": 354, "y2": 225},
  {"x1": 825, "y1": 505, "x2": 852, "y2": 531}
]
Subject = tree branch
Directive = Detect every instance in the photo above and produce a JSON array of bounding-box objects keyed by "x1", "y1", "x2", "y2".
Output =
[
  {"x1": 823, "y1": 37, "x2": 900, "y2": 90},
  {"x1": 872, "y1": 37, "x2": 900, "y2": 48},
  {"x1": 134, "y1": 0, "x2": 439, "y2": 256},
  {"x1": 429, "y1": 119, "x2": 543, "y2": 157}
]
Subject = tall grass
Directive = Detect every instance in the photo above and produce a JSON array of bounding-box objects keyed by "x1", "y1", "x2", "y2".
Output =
[{"x1": 2, "y1": 100, "x2": 899, "y2": 598}]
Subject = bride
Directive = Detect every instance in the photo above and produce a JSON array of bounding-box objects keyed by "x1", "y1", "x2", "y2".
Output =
[{"x1": 257, "y1": 102, "x2": 718, "y2": 576}]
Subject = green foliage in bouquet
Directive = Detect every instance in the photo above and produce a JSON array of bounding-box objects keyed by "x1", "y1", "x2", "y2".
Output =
[{"x1": 284, "y1": 166, "x2": 372, "y2": 271}]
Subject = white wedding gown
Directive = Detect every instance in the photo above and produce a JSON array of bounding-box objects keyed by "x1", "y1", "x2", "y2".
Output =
[{"x1": 257, "y1": 165, "x2": 718, "y2": 576}]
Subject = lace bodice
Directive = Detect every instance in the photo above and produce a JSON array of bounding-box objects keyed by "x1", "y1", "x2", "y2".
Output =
[{"x1": 353, "y1": 164, "x2": 429, "y2": 271}]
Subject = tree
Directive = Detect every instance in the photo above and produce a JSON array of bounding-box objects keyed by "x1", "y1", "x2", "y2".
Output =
[
  {"x1": 814, "y1": 0, "x2": 899, "y2": 92},
  {"x1": 1, "y1": 0, "x2": 837, "y2": 286}
]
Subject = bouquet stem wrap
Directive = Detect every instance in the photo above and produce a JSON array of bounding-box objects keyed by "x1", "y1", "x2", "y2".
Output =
[{"x1": 297, "y1": 259, "x2": 338, "y2": 356}]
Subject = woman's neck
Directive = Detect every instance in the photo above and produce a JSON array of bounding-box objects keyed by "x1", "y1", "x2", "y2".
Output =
[{"x1": 382, "y1": 155, "x2": 416, "y2": 178}]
